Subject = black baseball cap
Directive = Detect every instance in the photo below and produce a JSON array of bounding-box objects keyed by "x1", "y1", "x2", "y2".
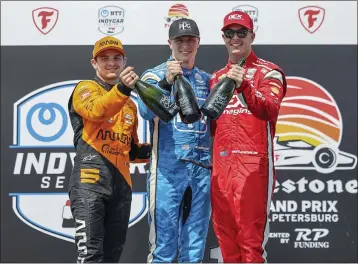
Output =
[{"x1": 169, "y1": 18, "x2": 200, "y2": 40}]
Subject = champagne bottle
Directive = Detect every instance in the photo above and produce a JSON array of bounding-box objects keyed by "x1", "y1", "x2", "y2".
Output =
[
  {"x1": 173, "y1": 75, "x2": 201, "y2": 124},
  {"x1": 201, "y1": 58, "x2": 246, "y2": 120},
  {"x1": 135, "y1": 80, "x2": 179, "y2": 123}
]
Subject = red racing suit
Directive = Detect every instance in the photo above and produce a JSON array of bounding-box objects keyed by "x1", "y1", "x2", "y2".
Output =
[{"x1": 210, "y1": 51, "x2": 287, "y2": 263}]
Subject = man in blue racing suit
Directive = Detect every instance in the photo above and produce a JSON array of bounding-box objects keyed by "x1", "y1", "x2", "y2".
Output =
[{"x1": 137, "y1": 18, "x2": 211, "y2": 263}]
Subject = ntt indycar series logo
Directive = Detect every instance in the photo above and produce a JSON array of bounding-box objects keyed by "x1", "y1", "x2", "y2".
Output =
[{"x1": 9, "y1": 81, "x2": 149, "y2": 243}]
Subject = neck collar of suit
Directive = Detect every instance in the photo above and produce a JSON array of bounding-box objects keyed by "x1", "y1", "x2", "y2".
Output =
[
  {"x1": 226, "y1": 51, "x2": 257, "y2": 68},
  {"x1": 94, "y1": 76, "x2": 114, "y2": 91}
]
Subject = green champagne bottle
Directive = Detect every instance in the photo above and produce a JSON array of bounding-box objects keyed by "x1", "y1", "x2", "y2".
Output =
[
  {"x1": 201, "y1": 58, "x2": 246, "y2": 120},
  {"x1": 135, "y1": 80, "x2": 179, "y2": 123}
]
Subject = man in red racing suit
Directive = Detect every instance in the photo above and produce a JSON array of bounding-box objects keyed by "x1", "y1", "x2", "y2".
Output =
[{"x1": 210, "y1": 11, "x2": 287, "y2": 263}]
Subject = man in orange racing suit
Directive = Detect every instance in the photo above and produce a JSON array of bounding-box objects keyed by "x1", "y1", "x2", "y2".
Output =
[
  {"x1": 210, "y1": 11, "x2": 287, "y2": 263},
  {"x1": 68, "y1": 36, "x2": 151, "y2": 263}
]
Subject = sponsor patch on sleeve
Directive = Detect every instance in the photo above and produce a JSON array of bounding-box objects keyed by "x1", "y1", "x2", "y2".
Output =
[
  {"x1": 261, "y1": 68, "x2": 268, "y2": 74},
  {"x1": 269, "y1": 81, "x2": 281, "y2": 88},
  {"x1": 79, "y1": 88, "x2": 91, "y2": 100},
  {"x1": 264, "y1": 70, "x2": 283, "y2": 83},
  {"x1": 124, "y1": 113, "x2": 133, "y2": 125},
  {"x1": 271, "y1": 86, "x2": 280, "y2": 95}
]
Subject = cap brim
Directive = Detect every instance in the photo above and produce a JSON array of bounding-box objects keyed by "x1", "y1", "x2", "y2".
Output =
[
  {"x1": 169, "y1": 33, "x2": 200, "y2": 40},
  {"x1": 221, "y1": 22, "x2": 251, "y2": 31},
  {"x1": 93, "y1": 47, "x2": 125, "y2": 58}
]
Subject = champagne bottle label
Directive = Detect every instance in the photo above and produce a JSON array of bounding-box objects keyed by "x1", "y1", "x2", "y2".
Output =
[
  {"x1": 178, "y1": 96, "x2": 193, "y2": 113},
  {"x1": 201, "y1": 58, "x2": 246, "y2": 120},
  {"x1": 135, "y1": 80, "x2": 179, "y2": 123},
  {"x1": 160, "y1": 95, "x2": 180, "y2": 114},
  {"x1": 210, "y1": 94, "x2": 230, "y2": 112}
]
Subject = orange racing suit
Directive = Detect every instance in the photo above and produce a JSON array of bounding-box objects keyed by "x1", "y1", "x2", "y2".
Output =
[{"x1": 68, "y1": 76, "x2": 150, "y2": 263}]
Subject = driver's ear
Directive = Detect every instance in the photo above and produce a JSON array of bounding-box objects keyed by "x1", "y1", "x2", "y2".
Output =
[
  {"x1": 168, "y1": 39, "x2": 173, "y2": 50},
  {"x1": 91, "y1": 59, "x2": 98, "y2": 70},
  {"x1": 251, "y1": 32, "x2": 256, "y2": 43},
  {"x1": 123, "y1": 56, "x2": 127, "y2": 67}
]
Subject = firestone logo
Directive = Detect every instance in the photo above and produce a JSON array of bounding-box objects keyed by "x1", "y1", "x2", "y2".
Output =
[
  {"x1": 298, "y1": 6, "x2": 325, "y2": 34},
  {"x1": 32, "y1": 7, "x2": 59, "y2": 35}
]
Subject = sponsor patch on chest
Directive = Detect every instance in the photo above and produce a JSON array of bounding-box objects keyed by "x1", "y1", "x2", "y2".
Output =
[
  {"x1": 124, "y1": 113, "x2": 133, "y2": 125},
  {"x1": 195, "y1": 73, "x2": 206, "y2": 85},
  {"x1": 245, "y1": 68, "x2": 257, "y2": 80}
]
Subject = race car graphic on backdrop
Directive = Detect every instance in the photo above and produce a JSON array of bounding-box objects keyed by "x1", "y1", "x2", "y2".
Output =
[{"x1": 275, "y1": 77, "x2": 357, "y2": 173}]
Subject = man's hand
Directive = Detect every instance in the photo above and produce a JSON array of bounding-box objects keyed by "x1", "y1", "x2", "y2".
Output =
[
  {"x1": 166, "y1": 61, "x2": 183, "y2": 84},
  {"x1": 120, "y1": 66, "x2": 139, "y2": 89},
  {"x1": 226, "y1": 65, "x2": 245, "y2": 88}
]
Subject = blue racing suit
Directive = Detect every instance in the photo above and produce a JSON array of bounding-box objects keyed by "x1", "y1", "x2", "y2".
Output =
[{"x1": 138, "y1": 59, "x2": 212, "y2": 263}]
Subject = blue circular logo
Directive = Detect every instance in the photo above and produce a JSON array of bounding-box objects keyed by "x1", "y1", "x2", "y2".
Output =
[
  {"x1": 26, "y1": 103, "x2": 68, "y2": 142},
  {"x1": 101, "y1": 9, "x2": 109, "y2": 17}
]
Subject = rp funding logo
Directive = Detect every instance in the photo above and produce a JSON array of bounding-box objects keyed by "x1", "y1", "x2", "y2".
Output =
[
  {"x1": 298, "y1": 6, "x2": 325, "y2": 34},
  {"x1": 32, "y1": 7, "x2": 59, "y2": 35},
  {"x1": 274, "y1": 77, "x2": 357, "y2": 174}
]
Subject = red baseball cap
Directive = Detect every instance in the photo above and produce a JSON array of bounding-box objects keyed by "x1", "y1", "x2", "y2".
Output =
[{"x1": 221, "y1": 11, "x2": 254, "y2": 31}]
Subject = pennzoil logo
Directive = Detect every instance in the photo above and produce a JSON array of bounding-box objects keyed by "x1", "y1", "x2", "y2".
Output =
[
  {"x1": 9, "y1": 81, "x2": 149, "y2": 243},
  {"x1": 164, "y1": 3, "x2": 190, "y2": 28},
  {"x1": 274, "y1": 77, "x2": 357, "y2": 173}
]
